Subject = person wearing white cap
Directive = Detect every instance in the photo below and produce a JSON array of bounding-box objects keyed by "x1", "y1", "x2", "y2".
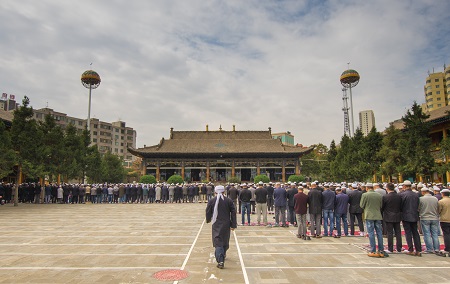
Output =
[
  {"x1": 206, "y1": 185, "x2": 237, "y2": 269},
  {"x1": 438, "y1": 188, "x2": 450, "y2": 255},
  {"x1": 401, "y1": 180, "x2": 422, "y2": 256},
  {"x1": 419, "y1": 187, "x2": 443, "y2": 255}
]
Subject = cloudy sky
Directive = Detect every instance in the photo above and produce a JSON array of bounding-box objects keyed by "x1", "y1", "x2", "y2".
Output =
[{"x1": 1, "y1": 0, "x2": 449, "y2": 148}]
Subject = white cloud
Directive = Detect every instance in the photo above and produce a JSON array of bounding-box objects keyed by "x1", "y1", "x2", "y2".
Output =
[{"x1": 0, "y1": 0, "x2": 449, "y2": 147}]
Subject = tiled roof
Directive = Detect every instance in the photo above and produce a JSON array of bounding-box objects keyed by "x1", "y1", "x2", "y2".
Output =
[
  {"x1": 0, "y1": 109, "x2": 13, "y2": 123},
  {"x1": 129, "y1": 130, "x2": 313, "y2": 157},
  {"x1": 390, "y1": 105, "x2": 450, "y2": 130}
]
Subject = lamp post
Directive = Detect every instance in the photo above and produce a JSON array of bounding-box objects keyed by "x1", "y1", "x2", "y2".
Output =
[{"x1": 81, "y1": 70, "x2": 101, "y2": 135}]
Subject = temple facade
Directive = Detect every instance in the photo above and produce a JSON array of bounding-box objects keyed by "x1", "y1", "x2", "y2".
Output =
[{"x1": 129, "y1": 126, "x2": 314, "y2": 182}]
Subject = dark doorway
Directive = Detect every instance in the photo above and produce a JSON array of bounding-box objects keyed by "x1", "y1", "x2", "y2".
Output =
[
  {"x1": 190, "y1": 169, "x2": 201, "y2": 181},
  {"x1": 241, "y1": 169, "x2": 252, "y2": 181}
]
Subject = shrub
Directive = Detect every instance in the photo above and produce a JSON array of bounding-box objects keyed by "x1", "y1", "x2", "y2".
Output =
[
  {"x1": 253, "y1": 174, "x2": 270, "y2": 184},
  {"x1": 227, "y1": 176, "x2": 241, "y2": 184},
  {"x1": 288, "y1": 175, "x2": 305, "y2": 183},
  {"x1": 140, "y1": 175, "x2": 156, "y2": 184},
  {"x1": 167, "y1": 174, "x2": 184, "y2": 184}
]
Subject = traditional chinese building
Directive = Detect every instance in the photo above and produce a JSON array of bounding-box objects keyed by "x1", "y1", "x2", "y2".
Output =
[{"x1": 129, "y1": 126, "x2": 313, "y2": 182}]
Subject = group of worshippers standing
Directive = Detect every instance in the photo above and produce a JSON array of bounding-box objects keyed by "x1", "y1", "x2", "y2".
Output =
[{"x1": 208, "y1": 180, "x2": 450, "y2": 267}]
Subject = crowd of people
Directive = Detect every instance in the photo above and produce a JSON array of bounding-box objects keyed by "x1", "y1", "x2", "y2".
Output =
[{"x1": 1, "y1": 179, "x2": 449, "y2": 259}]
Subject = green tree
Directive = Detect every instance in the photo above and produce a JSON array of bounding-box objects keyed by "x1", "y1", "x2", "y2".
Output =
[
  {"x1": 401, "y1": 102, "x2": 434, "y2": 179},
  {"x1": 0, "y1": 121, "x2": 16, "y2": 178},
  {"x1": 85, "y1": 145, "x2": 103, "y2": 183},
  {"x1": 253, "y1": 174, "x2": 270, "y2": 184},
  {"x1": 101, "y1": 151, "x2": 125, "y2": 183},
  {"x1": 140, "y1": 175, "x2": 157, "y2": 184},
  {"x1": 61, "y1": 124, "x2": 84, "y2": 181},
  {"x1": 167, "y1": 174, "x2": 184, "y2": 184},
  {"x1": 227, "y1": 176, "x2": 241, "y2": 184},
  {"x1": 287, "y1": 175, "x2": 305, "y2": 183},
  {"x1": 39, "y1": 114, "x2": 64, "y2": 181},
  {"x1": 365, "y1": 127, "x2": 383, "y2": 180},
  {"x1": 11, "y1": 97, "x2": 44, "y2": 205},
  {"x1": 378, "y1": 125, "x2": 404, "y2": 181}
]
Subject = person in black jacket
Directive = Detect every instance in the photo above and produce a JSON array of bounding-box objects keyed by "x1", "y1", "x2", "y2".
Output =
[
  {"x1": 239, "y1": 184, "x2": 252, "y2": 225},
  {"x1": 308, "y1": 182, "x2": 323, "y2": 237},
  {"x1": 401, "y1": 180, "x2": 422, "y2": 256},
  {"x1": 348, "y1": 184, "x2": 365, "y2": 236},
  {"x1": 255, "y1": 182, "x2": 268, "y2": 225},
  {"x1": 382, "y1": 183, "x2": 403, "y2": 253},
  {"x1": 287, "y1": 184, "x2": 298, "y2": 226}
]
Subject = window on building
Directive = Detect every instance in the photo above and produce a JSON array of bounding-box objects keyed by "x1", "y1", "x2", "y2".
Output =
[
  {"x1": 93, "y1": 131, "x2": 98, "y2": 135},
  {"x1": 438, "y1": 104, "x2": 442, "y2": 107},
  {"x1": 435, "y1": 79, "x2": 439, "y2": 82},
  {"x1": 427, "y1": 80, "x2": 431, "y2": 83},
  {"x1": 121, "y1": 130, "x2": 124, "y2": 134},
  {"x1": 120, "y1": 149, "x2": 123, "y2": 153},
  {"x1": 437, "y1": 91, "x2": 441, "y2": 94},
  {"x1": 114, "y1": 148, "x2": 118, "y2": 153},
  {"x1": 436, "y1": 85, "x2": 440, "y2": 88},
  {"x1": 93, "y1": 138, "x2": 97, "y2": 142},
  {"x1": 94, "y1": 124, "x2": 98, "y2": 128},
  {"x1": 437, "y1": 97, "x2": 441, "y2": 101},
  {"x1": 115, "y1": 141, "x2": 119, "y2": 146}
]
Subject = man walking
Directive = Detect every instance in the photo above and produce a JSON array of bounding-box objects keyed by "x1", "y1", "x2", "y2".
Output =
[{"x1": 206, "y1": 185, "x2": 237, "y2": 269}]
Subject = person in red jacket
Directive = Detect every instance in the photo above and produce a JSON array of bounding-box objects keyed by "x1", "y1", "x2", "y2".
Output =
[{"x1": 294, "y1": 186, "x2": 310, "y2": 240}]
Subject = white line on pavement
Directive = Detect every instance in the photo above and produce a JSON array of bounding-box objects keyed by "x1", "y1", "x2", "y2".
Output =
[
  {"x1": 234, "y1": 230, "x2": 250, "y2": 284},
  {"x1": 173, "y1": 218, "x2": 206, "y2": 284},
  {"x1": 246, "y1": 266, "x2": 450, "y2": 269},
  {"x1": 180, "y1": 218, "x2": 205, "y2": 270}
]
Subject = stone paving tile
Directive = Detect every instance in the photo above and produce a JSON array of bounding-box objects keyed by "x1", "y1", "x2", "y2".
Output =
[{"x1": 1, "y1": 203, "x2": 450, "y2": 284}]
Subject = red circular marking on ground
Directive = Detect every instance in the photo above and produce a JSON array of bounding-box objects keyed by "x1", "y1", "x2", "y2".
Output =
[{"x1": 152, "y1": 269, "x2": 189, "y2": 281}]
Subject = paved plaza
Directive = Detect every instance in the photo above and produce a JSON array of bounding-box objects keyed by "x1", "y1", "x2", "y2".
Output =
[{"x1": 1, "y1": 203, "x2": 449, "y2": 284}]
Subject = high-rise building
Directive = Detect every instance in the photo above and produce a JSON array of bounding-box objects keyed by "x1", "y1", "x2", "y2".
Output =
[
  {"x1": 359, "y1": 110, "x2": 375, "y2": 136},
  {"x1": 271, "y1": 131, "x2": 295, "y2": 146},
  {"x1": 0, "y1": 93, "x2": 19, "y2": 111},
  {"x1": 423, "y1": 65, "x2": 450, "y2": 112},
  {"x1": 33, "y1": 108, "x2": 137, "y2": 166}
]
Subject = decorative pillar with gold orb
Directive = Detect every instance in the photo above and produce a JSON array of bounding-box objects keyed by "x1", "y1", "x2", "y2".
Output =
[{"x1": 81, "y1": 70, "x2": 101, "y2": 136}]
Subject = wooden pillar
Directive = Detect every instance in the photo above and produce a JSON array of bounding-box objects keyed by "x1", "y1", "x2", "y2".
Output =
[
  {"x1": 231, "y1": 160, "x2": 235, "y2": 177},
  {"x1": 398, "y1": 173, "x2": 403, "y2": 183},
  {"x1": 206, "y1": 160, "x2": 210, "y2": 182},
  {"x1": 156, "y1": 161, "x2": 160, "y2": 181},
  {"x1": 257, "y1": 160, "x2": 260, "y2": 175},
  {"x1": 282, "y1": 160, "x2": 286, "y2": 182},
  {"x1": 181, "y1": 161, "x2": 185, "y2": 180},
  {"x1": 381, "y1": 175, "x2": 386, "y2": 183},
  {"x1": 295, "y1": 160, "x2": 300, "y2": 175},
  {"x1": 141, "y1": 160, "x2": 146, "y2": 176}
]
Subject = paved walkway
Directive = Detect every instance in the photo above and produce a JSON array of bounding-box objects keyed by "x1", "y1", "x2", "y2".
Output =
[{"x1": 1, "y1": 203, "x2": 449, "y2": 283}]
